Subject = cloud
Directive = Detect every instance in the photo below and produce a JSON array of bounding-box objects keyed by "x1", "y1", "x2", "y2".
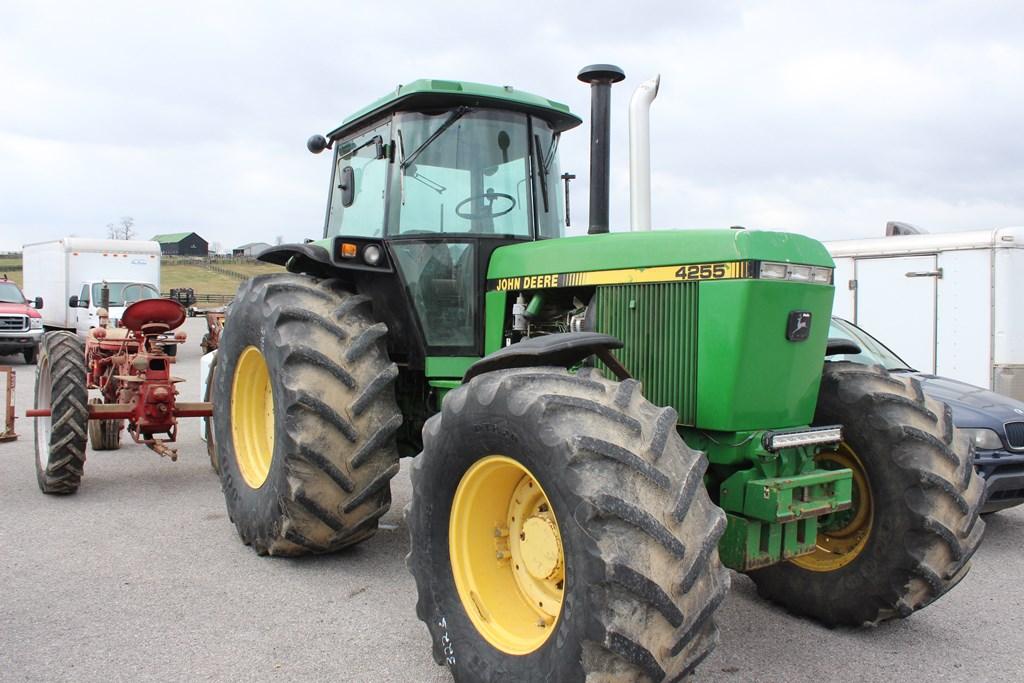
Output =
[{"x1": 1, "y1": 0, "x2": 1022, "y2": 250}]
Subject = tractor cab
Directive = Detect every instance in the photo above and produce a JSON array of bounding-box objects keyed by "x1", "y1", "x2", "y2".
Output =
[{"x1": 274, "y1": 80, "x2": 581, "y2": 360}]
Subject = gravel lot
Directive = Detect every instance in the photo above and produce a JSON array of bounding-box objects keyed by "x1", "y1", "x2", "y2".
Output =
[{"x1": 1, "y1": 318, "x2": 1022, "y2": 682}]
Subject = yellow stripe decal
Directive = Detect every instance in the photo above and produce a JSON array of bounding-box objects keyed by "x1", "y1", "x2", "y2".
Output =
[{"x1": 489, "y1": 260, "x2": 754, "y2": 292}]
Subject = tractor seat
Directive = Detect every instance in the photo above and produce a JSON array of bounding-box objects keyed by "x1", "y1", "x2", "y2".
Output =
[{"x1": 121, "y1": 298, "x2": 187, "y2": 333}]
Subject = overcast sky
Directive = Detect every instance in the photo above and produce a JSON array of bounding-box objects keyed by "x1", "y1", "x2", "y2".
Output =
[{"x1": 1, "y1": 1, "x2": 1021, "y2": 251}]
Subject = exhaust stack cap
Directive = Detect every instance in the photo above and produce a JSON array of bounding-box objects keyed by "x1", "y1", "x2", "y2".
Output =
[{"x1": 577, "y1": 64, "x2": 626, "y2": 85}]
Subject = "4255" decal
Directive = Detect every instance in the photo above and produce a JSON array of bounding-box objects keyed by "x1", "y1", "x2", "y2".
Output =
[{"x1": 675, "y1": 262, "x2": 731, "y2": 281}]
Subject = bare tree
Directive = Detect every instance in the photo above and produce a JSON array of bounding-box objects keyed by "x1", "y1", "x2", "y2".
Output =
[
  {"x1": 106, "y1": 216, "x2": 136, "y2": 240},
  {"x1": 275, "y1": 235, "x2": 284, "y2": 245}
]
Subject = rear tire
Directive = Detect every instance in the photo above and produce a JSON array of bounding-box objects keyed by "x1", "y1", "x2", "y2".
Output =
[
  {"x1": 34, "y1": 332, "x2": 88, "y2": 494},
  {"x1": 408, "y1": 367, "x2": 729, "y2": 682},
  {"x1": 213, "y1": 273, "x2": 401, "y2": 556},
  {"x1": 87, "y1": 397, "x2": 122, "y2": 451},
  {"x1": 749, "y1": 362, "x2": 985, "y2": 625}
]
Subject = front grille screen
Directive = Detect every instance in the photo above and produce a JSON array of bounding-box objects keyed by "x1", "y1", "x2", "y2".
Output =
[{"x1": 593, "y1": 282, "x2": 699, "y2": 425}]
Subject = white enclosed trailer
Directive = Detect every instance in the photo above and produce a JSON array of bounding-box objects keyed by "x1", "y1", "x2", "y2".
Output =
[
  {"x1": 825, "y1": 227, "x2": 1024, "y2": 402},
  {"x1": 22, "y1": 238, "x2": 162, "y2": 335}
]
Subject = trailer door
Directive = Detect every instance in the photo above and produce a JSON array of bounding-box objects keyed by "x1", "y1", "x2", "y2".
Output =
[{"x1": 855, "y1": 255, "x2": 937, "y2": 373}]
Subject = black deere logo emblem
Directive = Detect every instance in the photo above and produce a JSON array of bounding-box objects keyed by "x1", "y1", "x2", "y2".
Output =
[{"x1": 787, "y1": 311, "x2": 812, "y2": 341}]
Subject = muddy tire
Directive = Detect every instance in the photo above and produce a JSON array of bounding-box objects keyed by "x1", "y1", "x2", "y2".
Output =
[
  {"x1": 213, "y1": 273, "x2": 401, "y2": 556},
  {"x1": 87, "y1": 398, "x2": 122, "y2": 451},
  {"x1": 34, "y1": 332, "x2": 88, "y2": 494},
  {"x1": 408, "y1": 367, "x2": 729, "y2": 682},
  {"x1": 749, "y1": 362, "x2": 985, "y2": 625}
]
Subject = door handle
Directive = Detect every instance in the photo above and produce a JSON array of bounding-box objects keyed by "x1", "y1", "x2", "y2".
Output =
[{"x1": 905, "y1": 268, "x2": 943, "y2": 278}]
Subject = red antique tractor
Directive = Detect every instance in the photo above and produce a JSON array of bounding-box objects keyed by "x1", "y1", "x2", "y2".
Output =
[{"x1": 29, "y1": 297, "x2": 212, "y2": 494}]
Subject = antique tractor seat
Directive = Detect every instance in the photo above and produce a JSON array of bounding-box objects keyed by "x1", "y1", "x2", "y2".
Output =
[{"x1": 120, "y1": 298, "x2": 187, "y2": 334}]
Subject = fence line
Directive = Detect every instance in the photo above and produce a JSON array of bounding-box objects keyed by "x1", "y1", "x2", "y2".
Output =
[{"x1": 163, "y1": 292, "x2": 234, "y2": 305}]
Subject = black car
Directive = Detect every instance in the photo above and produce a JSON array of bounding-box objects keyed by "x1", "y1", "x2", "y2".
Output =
[{"x1": 829, "y1": 317, "x2": 1024, "y2": 513}]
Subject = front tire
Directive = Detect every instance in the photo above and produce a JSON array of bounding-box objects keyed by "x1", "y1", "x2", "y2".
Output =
[
  {"x1": 213, "y1": 273, "x2": 402, "y2": 556},
  {"x1": 34, "y1": 332, "x2": 88, "y2": 494},
  {"x1": 23, "y1": 346, "x2": 37, "y2": 364},
  {"x1": 87, "y1": 397, "x2": 122, "y2": 451},
  {"x1": 408, "y1": 367, "x2": 729, "y2": 682},
  {"x1": 749, "y1": 362, "x2": 985, "y2": 625},
  {"x1": 204, "y1": 351, "x2": 219, "y2": 474}
]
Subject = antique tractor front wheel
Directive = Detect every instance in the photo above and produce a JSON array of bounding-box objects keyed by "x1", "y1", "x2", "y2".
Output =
[
  {"x1": 408, "y1": 367, "x2": 729, "y2": 682},
  {"x1": 87, "y1": 397, "x2": 122, "y2": 451},
  {"x1": 212, "y1": 273, "x2": 402, "y2": 556}
]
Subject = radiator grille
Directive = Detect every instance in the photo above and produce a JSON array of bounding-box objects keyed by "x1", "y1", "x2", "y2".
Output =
[
  {"x1": 0, "y1": 315, "x2": 27, "y2": 332},
  {"x1": 1006, "y1": 422, "x2": 1024, "y2": 450},
  {"x1": 594, "y1": 282, "x2": 699, "y2": 425}
]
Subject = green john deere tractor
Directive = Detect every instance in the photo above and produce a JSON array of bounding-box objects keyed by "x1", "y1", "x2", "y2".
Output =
[{"x1": 211, "y1": 65, "x2": 984, "y2": 681}]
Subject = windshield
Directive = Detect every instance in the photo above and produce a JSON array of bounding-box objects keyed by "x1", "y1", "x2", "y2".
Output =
[
  {"x1": 828, "y1": 317, "x2": 913, "y2": 371},
  {"x1": 0, "y1": 282, "x2": 24, "y2": 303},
  {"x1": 389, "y1": 109, "x2": 534, "y2": 237},
  {"x1": 91, "y1": 282, "x2": 160, "y2": 307}
]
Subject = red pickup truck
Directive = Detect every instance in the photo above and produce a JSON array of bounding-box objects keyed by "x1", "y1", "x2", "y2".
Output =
[{"x1": 0, "y1": 277, "x2": 44, "y2": 364}]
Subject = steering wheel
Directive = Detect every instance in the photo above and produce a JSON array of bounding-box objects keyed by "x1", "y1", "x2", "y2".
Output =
[{"x1": 455, "y1": 190, "x2": 516, "y2": 220}]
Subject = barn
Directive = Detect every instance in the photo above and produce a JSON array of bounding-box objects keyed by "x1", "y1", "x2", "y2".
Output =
[{"x1": 152, "y1": 232, "x2": 209, "y2": 257}]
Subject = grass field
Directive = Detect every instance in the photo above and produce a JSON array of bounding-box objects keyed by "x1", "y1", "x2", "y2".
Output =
[
  {"x1": 161, "y1": 261, "x2": 283, "y2": 297},
  {"x1": 0, "y1": 256, "x2": 22, "y2": 287},
  {"x1": 0, "y1": 255, "x2": 283, "y2": 297}
]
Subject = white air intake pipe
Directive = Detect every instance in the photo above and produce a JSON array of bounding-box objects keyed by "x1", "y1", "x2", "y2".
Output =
[{"x1": 629, "y1": 74, "x2": 660, "y2": 231}]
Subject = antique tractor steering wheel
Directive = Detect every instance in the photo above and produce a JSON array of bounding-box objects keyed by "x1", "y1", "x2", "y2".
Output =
[{"x1": 455, "y1": 190, "x2": 516, "y2": 220}]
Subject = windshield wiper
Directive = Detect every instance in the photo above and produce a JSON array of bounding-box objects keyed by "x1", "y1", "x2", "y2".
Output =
[
  {"x1": 400, "y1": 107, "x2": 471, "y2": 171},
  {"x1": 533, "y1": 134, "x2": 549, "y2": 213}
]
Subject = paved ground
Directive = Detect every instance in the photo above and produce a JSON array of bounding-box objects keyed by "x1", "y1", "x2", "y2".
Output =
[{"x1": 1, "y1": 319, "x2": 1022, "y2": 682}]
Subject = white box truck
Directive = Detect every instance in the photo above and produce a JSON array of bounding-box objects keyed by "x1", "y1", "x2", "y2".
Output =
[
  {"x1": 22, "y1": 238, "x2": 162, "y2": 336},
  {"x1": 825, "y1": 227, "x2": 1024, "y2": 401}
]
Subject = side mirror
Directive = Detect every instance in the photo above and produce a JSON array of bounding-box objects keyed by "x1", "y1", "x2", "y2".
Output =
[
  {"x1": 339, "y1": 166, "x2": 355, "y2": 207},
  {"x1": 68, "y1": 295, "x2": 78, "y2": 308},
  {"x1": 33, "y1": 297, "x2": 43, "y2": 309}
]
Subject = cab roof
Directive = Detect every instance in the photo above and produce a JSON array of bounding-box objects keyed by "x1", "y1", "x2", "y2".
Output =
[{"x1": 327, "y1": 78, "x2": 582, "y2": 140}]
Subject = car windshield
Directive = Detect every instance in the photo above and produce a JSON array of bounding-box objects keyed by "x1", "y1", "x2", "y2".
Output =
[
  {"x1": 828, "y1": 317, "x2": 913, "y2": 371},
  {"x1": 91, "y1": 282, "x2": 160, "y2": 307},
  {"x1": 0, "y1": 282, "x2": 24, "y2": 303}
]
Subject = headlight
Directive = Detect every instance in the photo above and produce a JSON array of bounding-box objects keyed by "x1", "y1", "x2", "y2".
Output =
[
  {"x1": 30, "y1": 318, "x2": 43, "y2": 329},
  {"x1": 960, "y1": 428, "x2": 1003, "y2": 450},
  {"x1": 759, "y1": 261, "x2": 832, "y2": 285},
  {"x1": 363, "y1": 244, "x2": 382, "y2": 266}
]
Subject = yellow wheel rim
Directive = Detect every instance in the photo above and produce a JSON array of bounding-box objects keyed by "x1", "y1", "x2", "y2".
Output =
[
  {"x1": 792, "y1": 443, "x2": 873, "y2": 572},
  {"x1": 231, "y1": 346, "x2": 275, "y2": 489},
  {"x1": 449, "y1": 456, "x2": 564, "y2": 655}
]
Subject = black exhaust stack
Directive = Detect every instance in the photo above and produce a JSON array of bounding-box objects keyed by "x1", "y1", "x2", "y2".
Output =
[{"x1": 578, "y1": 64, "x2": 625, "y2": 235}]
